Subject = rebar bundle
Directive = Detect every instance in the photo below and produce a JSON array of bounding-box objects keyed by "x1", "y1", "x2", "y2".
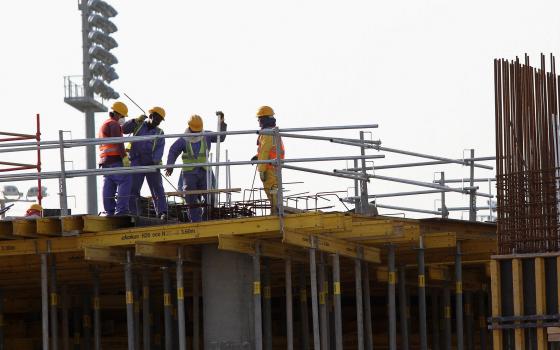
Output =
[{"x1": 495, "y1": 54, "x2": 560, "y2": 254}]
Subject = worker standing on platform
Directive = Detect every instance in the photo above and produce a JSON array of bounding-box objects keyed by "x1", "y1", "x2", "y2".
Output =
[
  {"x1": 165, "y1": 112, "x2": 227, "y2": 222},
  {"x1": 98, "y1": 101, "x2": 131, "y2": 216},
  {"x1": 251, "y1": 106, "x2": 284, "y2": 215},
  {"x1": 122, "y1": 107, "x2": 168, "y2": 220}
]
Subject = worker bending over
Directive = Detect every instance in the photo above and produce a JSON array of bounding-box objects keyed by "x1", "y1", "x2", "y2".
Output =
[
  {"x1": 252, "y1": 106, "x2": 284, "y2": 215},
  {"x1": 165, "y1": 113, "x2": 227, "y2": 222},
  {"x1": 98, "y1": 101, "x2": 131, "y2": 216},
  {"x1": 25, "y1": 203, "x2": 43, "y2": 218},
  {"x1": 122, "y1": 107, "x2": 168, "y2": 220}
]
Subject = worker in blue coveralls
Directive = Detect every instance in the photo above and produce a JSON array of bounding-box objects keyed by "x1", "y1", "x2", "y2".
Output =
[
  {"x1": 165, "y1": 112, "x2": 227, "y2": 222},
  {"x1": 122, "y1": 106, "x2": 168, "y2": 220}
]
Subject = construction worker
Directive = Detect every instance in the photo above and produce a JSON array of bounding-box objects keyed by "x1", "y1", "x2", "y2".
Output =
[
  {"x1": 165, "y1": 112, "x2": 227, "y2": 222},
  {"x1": 98, "y1": 101, "x2": 131, "y2": 216},
  {"x1": 122, "y1": 107, "x2": 168, "y2": 219},
  {"x1": 251, "y1": 106, "x2": 284, "y2": 215},
  {"x1": 25, "y1": 203, "x2": 43, "y2": 218}
]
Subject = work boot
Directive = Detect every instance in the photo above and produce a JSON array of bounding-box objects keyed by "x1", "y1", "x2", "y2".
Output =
[{"x1": 160, "y1": 213, "x2": 168, "y2": 221}]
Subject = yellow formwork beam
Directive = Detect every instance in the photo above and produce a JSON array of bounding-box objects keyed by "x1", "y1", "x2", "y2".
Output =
[
  {"x1": 36, "y1": 217, "x2": 62, "y2": 236},
  {"x1": 490, "y1": 260, "x2": 503, "y2": 350},
  {"x1": 282, "y1": 230, "x2": 381, "y2": 263},
  {"x1": 535, "y1": 257, "x2": 547, "y2": 349},
  {"x1": 12, "y1": 219, "x2": 37, "y2": 238},
  {"x1": 135, "y1": 242, "x2": 198, "y2": 262},
  {"x1": 512, "y1": 258, "x2": 524, "y2": 349},
  {"x1": 423, "y1": 232, "x2": 456, "y2": 249},
  {"x1": 428, "y1": 265, "x2": 448, "y2": 281},
  {"x1": 218, "y1": 235, "x2": 307, "y2": 262},
  {"x1": 0, "y1": 212, "x2": 347, "y2": 257},
  {"x1": 0, "y1": 221, "x2": 14, "y2": 240},
  {"x1": 84, "y1": 246, "x2": 127, "y2": 264}
]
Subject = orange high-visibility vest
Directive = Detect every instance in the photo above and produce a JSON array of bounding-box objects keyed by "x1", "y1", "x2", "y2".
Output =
[
  {"x1": 98, "y1": 118, "x2": 122, "y2": 158},
  {"x1": 258, "y1": 134, "x2": 285, "y2": 170}
]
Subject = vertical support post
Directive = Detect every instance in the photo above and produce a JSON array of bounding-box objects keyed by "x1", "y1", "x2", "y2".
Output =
[
  {"x1": 125, "y1": 251, "x2": 135, "y2": 350},
  {"x1": 511, "y1": 258, "x2": 524, "y2": 350},
  {"x1": 443, "y1": 277, "x2": 452, "y2": 350},
  {"x1": 359, "y1": 131, "x2": 373, "y2": 215},
  {"x1": 133, "y1": 275, "x2": 140, "y2": 350},
  {"x1": 0, "y1": 289, "x2": 4, "y2": 350},
  {"x1": 263, "y1": 258, "x2": 273, "y2": 350},
  {"x1": 73, "y1": 307, "x2": 81, "y2": 350},
  {"x1": 83, "y1": 294, "x2": 92, "y2": 350},
  {"x1": 58, "y1": 130, "x2": 69, "y2": 216},
  {"x1": 535, "y1": 257, "x2": 547, "y2": 349},
  {"x1": 465, "y1": 292, "x2": 474, "y2": 350},
  {"x1": 62, "y1": 286, "x2": 70, "y2": 350},
  {"x1": 163, "y1": 268, "x2": 173, "y2": 350},
  {"x1": 143, "y1": 270, "x2": 151, "y2": 350},
  {"x1": 439, "y1": 172, "x2": 448, "y2": 218},
  {"x1": 92, "y1": 268, "x2": 101, "y2": 350},
  {"x1": 273, "y1": 127, "x2": 284, "y2": 218},
  {"x1": 299, "y1": 268, "x2": 310, "y2": 350},
  {"x1": 36, "y1": 113, "x2": 43, "y2": 206},
  {"x1": 355, "y1": 258, "x2": 365, "y2": 350},
  {"x1": 286, "y1": 257, "x2": 294, "y2": 350},
  {"x1": 309, "y1": 241, "x2": 321, "y2": 350},
  {"x1": 398, "y1": 266, "x2": 409, "y2": 350},
  {"x1": 468, "y1": 149, "x2": 476, "y2": 222},
  {"x1": 176, "y1": 248, "x2": 187, "y2": 350},
  {"x1": 50, "y1": 253, "x2": 59, "y2": 350},
  {"x1": 332, "y1": 254, "x2": 343, "y2": 350},
  {"x1": 490, "y1": 260, "x2": 502, "y2": 350},
  {"x1": 362, "y1": 262, "x2": 373, "y2": 350},
  {"x1": 318, "y1": 254, "x2": 329, "y2": 350},
  {"x1": 253, "y1": 243, "x2": 263, "y2": 350},
  {"x1": 192, "y1": 269, "x2": 200, "y2": 350},
  {"x1": 455, "y1": 242, "x2": 464, "y2": 350},
  {"x1": 388, "y1": 245, "x2": 397, "y2": 350},
  {"x1": 478, "y1": 291, "x2": 488, "y2": 350},
  {"x1": 431, "y1": 289, "x2": 441, "y2": 350},
  {"x1": 353, "y1": 159, "x2": 360, "y2": 212},
  {"x1": 417, "y1": 239, "x2": 428, "y2": 350},
  {"x1": 41, "y1": 252, "x2": 50, "y2": 350}
]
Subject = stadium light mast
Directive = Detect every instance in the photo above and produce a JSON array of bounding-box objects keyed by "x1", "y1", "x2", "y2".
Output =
[{"x1": 64, "y1": 0, "x2": 120, "y2": 214}]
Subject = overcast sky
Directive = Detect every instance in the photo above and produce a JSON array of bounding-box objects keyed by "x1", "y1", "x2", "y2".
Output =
[{"x1": 1, "y1": 0, "x2": 559, "y2": 219}]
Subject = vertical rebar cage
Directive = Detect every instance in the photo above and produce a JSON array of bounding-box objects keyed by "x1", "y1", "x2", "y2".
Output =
[{"x1": 495, "y1": 54, "x2": 560, "y2": 254}]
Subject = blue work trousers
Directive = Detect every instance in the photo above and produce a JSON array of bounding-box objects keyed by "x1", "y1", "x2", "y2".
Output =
[
  {"x1": 129, "y1": 161, "x2": 168, "y2": 216},
  {"x1": 183, "y1": 168, "x2": 208, "y2": 222},
  {"x1": 101, "y1": 161, "x2": 131, "y2": 216}
]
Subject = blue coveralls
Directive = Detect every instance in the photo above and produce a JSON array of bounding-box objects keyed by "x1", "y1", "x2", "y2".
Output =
[
  {"x1": 167, "y1": 129, "x2": 225, "y2": 222},
  {"x1": 122, "y1": 119, "x2": 167, "y2": 216}
]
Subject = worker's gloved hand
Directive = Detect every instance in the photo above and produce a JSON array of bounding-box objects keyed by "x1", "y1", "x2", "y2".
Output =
[
  {"x1": 251, "y1": 155, "x2": 258, "y2": 163},
  {"x1": 136, "y1": 115, "x2": 147, "y2": 123},
  {"x1": 165, "y1": 168, "x2": 173, "y2": 176},
  {"x1": 259, "y1": 171, "x2": 266, "y2": 182}
]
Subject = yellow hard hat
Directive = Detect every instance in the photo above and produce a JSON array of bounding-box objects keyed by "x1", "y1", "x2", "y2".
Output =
[
  {"x1": 188, "y1": 115, "x2": 203, "y2": 132},
  {"x1": 149, "y1": 106, "x2": 166, "y2": 119},
  {"x1": 256, "y1": 105, "x2": 274, "y2": 118},
  {"x1": 29, "y1": 203, "x2": 43, "y2": 212},
  {"x1": 111, "y1": 101, "x2": 128, "y2": 117}
]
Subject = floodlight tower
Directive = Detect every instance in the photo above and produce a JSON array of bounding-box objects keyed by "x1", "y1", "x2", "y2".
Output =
[{"x1": 64, "y1": 0, "x2": 120, "y2": 214}]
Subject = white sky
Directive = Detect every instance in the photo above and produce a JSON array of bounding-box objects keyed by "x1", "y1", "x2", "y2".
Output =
[{"x1": 0, "y1": 0, "x2": 559, "y2": 219}]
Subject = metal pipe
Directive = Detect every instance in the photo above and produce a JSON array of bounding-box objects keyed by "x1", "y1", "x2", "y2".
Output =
[
  {"x1": 359, "y1": 131, "x2": 370, "y2": 215},
  {"x1": 455, "y1": 242, "x2": 464, "y2": 350},
  {"x1": 73, "y1": 307, "x2": 81, "y2": 350},
  {"x1": 440, "y1": 172, "x2": 449, "y2": 218},
  {"x1": 362, "y1": 262, "x2": 373, "y2": 350},
  {"x1": 62, "y1": 286, "x2": 70, "y2": 350},
  {"x1": 133, "y1": 274, "x2": 140, "y2": 350},
  {"x1": 83, "y1": 294, "x2": 92, "y2": 350},
  {"x1": 176, "y1": 249, "x2": 186, "y2": 350},
  {"x1": 431, "y1": 289, "x2": 441, "y2": 350},
  {"x1": 92, "y1": 268, "x2": 101, "y2": 350},
  {"x1": 443, "y1": 278, "x2": 452, "y2": 350},
  {"x1": 299, "y1": 268, "x2": 310, "y2": 350},
  {"x1": 343, "y1": 156, "x2": 497, "y2": 171},
  {"x1": 263, "y1": 258, "x2": 273, "y2": 350},
  {"x1": 58, "y1": 130, "x2": 69, "y2": 216},
  {"x1": 125, "y1": 251, "x2": 135, "y2": 350},
  {"x1": 468, "y1": 149, "x2": 476, "y2": 222},
  {"x1": 465, "y1": 292, "x2": 474, "y2": 350},
  {"x1": 285, "y1": 257, "x2": 294, "y2": 350},
  {"x1": 163, "y1": 268, "x2": 173, "y2": 350},
  {"x1": 477, "y1": 291, "x2": 487, "y2": 350},
  {"x1": 285, "y1": 164, "x2": 368, "y2": 181},
  {"x1": 318, "y1": 254, "x2": 329, "y2": 350},
  {"x1": 274, "y1": 127, "x2": 286, "y2": 218},
  {"x1": 41, "y1": 252, "x2": 50, "y2": 350},
  {"x1": 433, "y1": 178, "x2": 496, "y2": 184},
  {"x1": 355, "y1": 258, "x2": 365, "y2": 350},
  {"x1": 417, "y1": 240, "x2": 428, "y2": 350},
  {"x1": 192, "y1": 269, "x2": 200, "y2": 350},
  {"x1": 309, "y1": 244, "x2": 321, "y2": 350},
  {"x1": 388, "y1": 245, "x2": 397, "y2": 350},
  {"x1": 332, "y1": 254, "x2": 343, "y2": 350},
  {"x1": 50, "y1": 253, "x2": 59, "y2": 350},
  {"x1": 367, "y1": 174, "x2": 493, "y2": 198},
  {"x1": 278, "y1": 132, "x2": 381, "y2": 146},
  {"x1": 377, "y1": 204, "x2": 441, "y2": 215},
  {"x1": 253, "y1": 244, "x2": 263, "y2": 350},
  {"x1": 142, "y1": 270, "x2": 151, "y2": 350},
  {"x1": 398, "y1": 266, "x2": 409, "y2": 350}
]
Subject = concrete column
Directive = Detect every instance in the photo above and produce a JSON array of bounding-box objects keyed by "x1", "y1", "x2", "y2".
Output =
[{"x1": 202, "y1": 245, "x2": 254, "y2": 348}]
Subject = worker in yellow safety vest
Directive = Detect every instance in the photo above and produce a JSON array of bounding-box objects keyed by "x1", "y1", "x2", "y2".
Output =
[{"x1": 251, "y1": 106, "x2": 284, "y2": 215}]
